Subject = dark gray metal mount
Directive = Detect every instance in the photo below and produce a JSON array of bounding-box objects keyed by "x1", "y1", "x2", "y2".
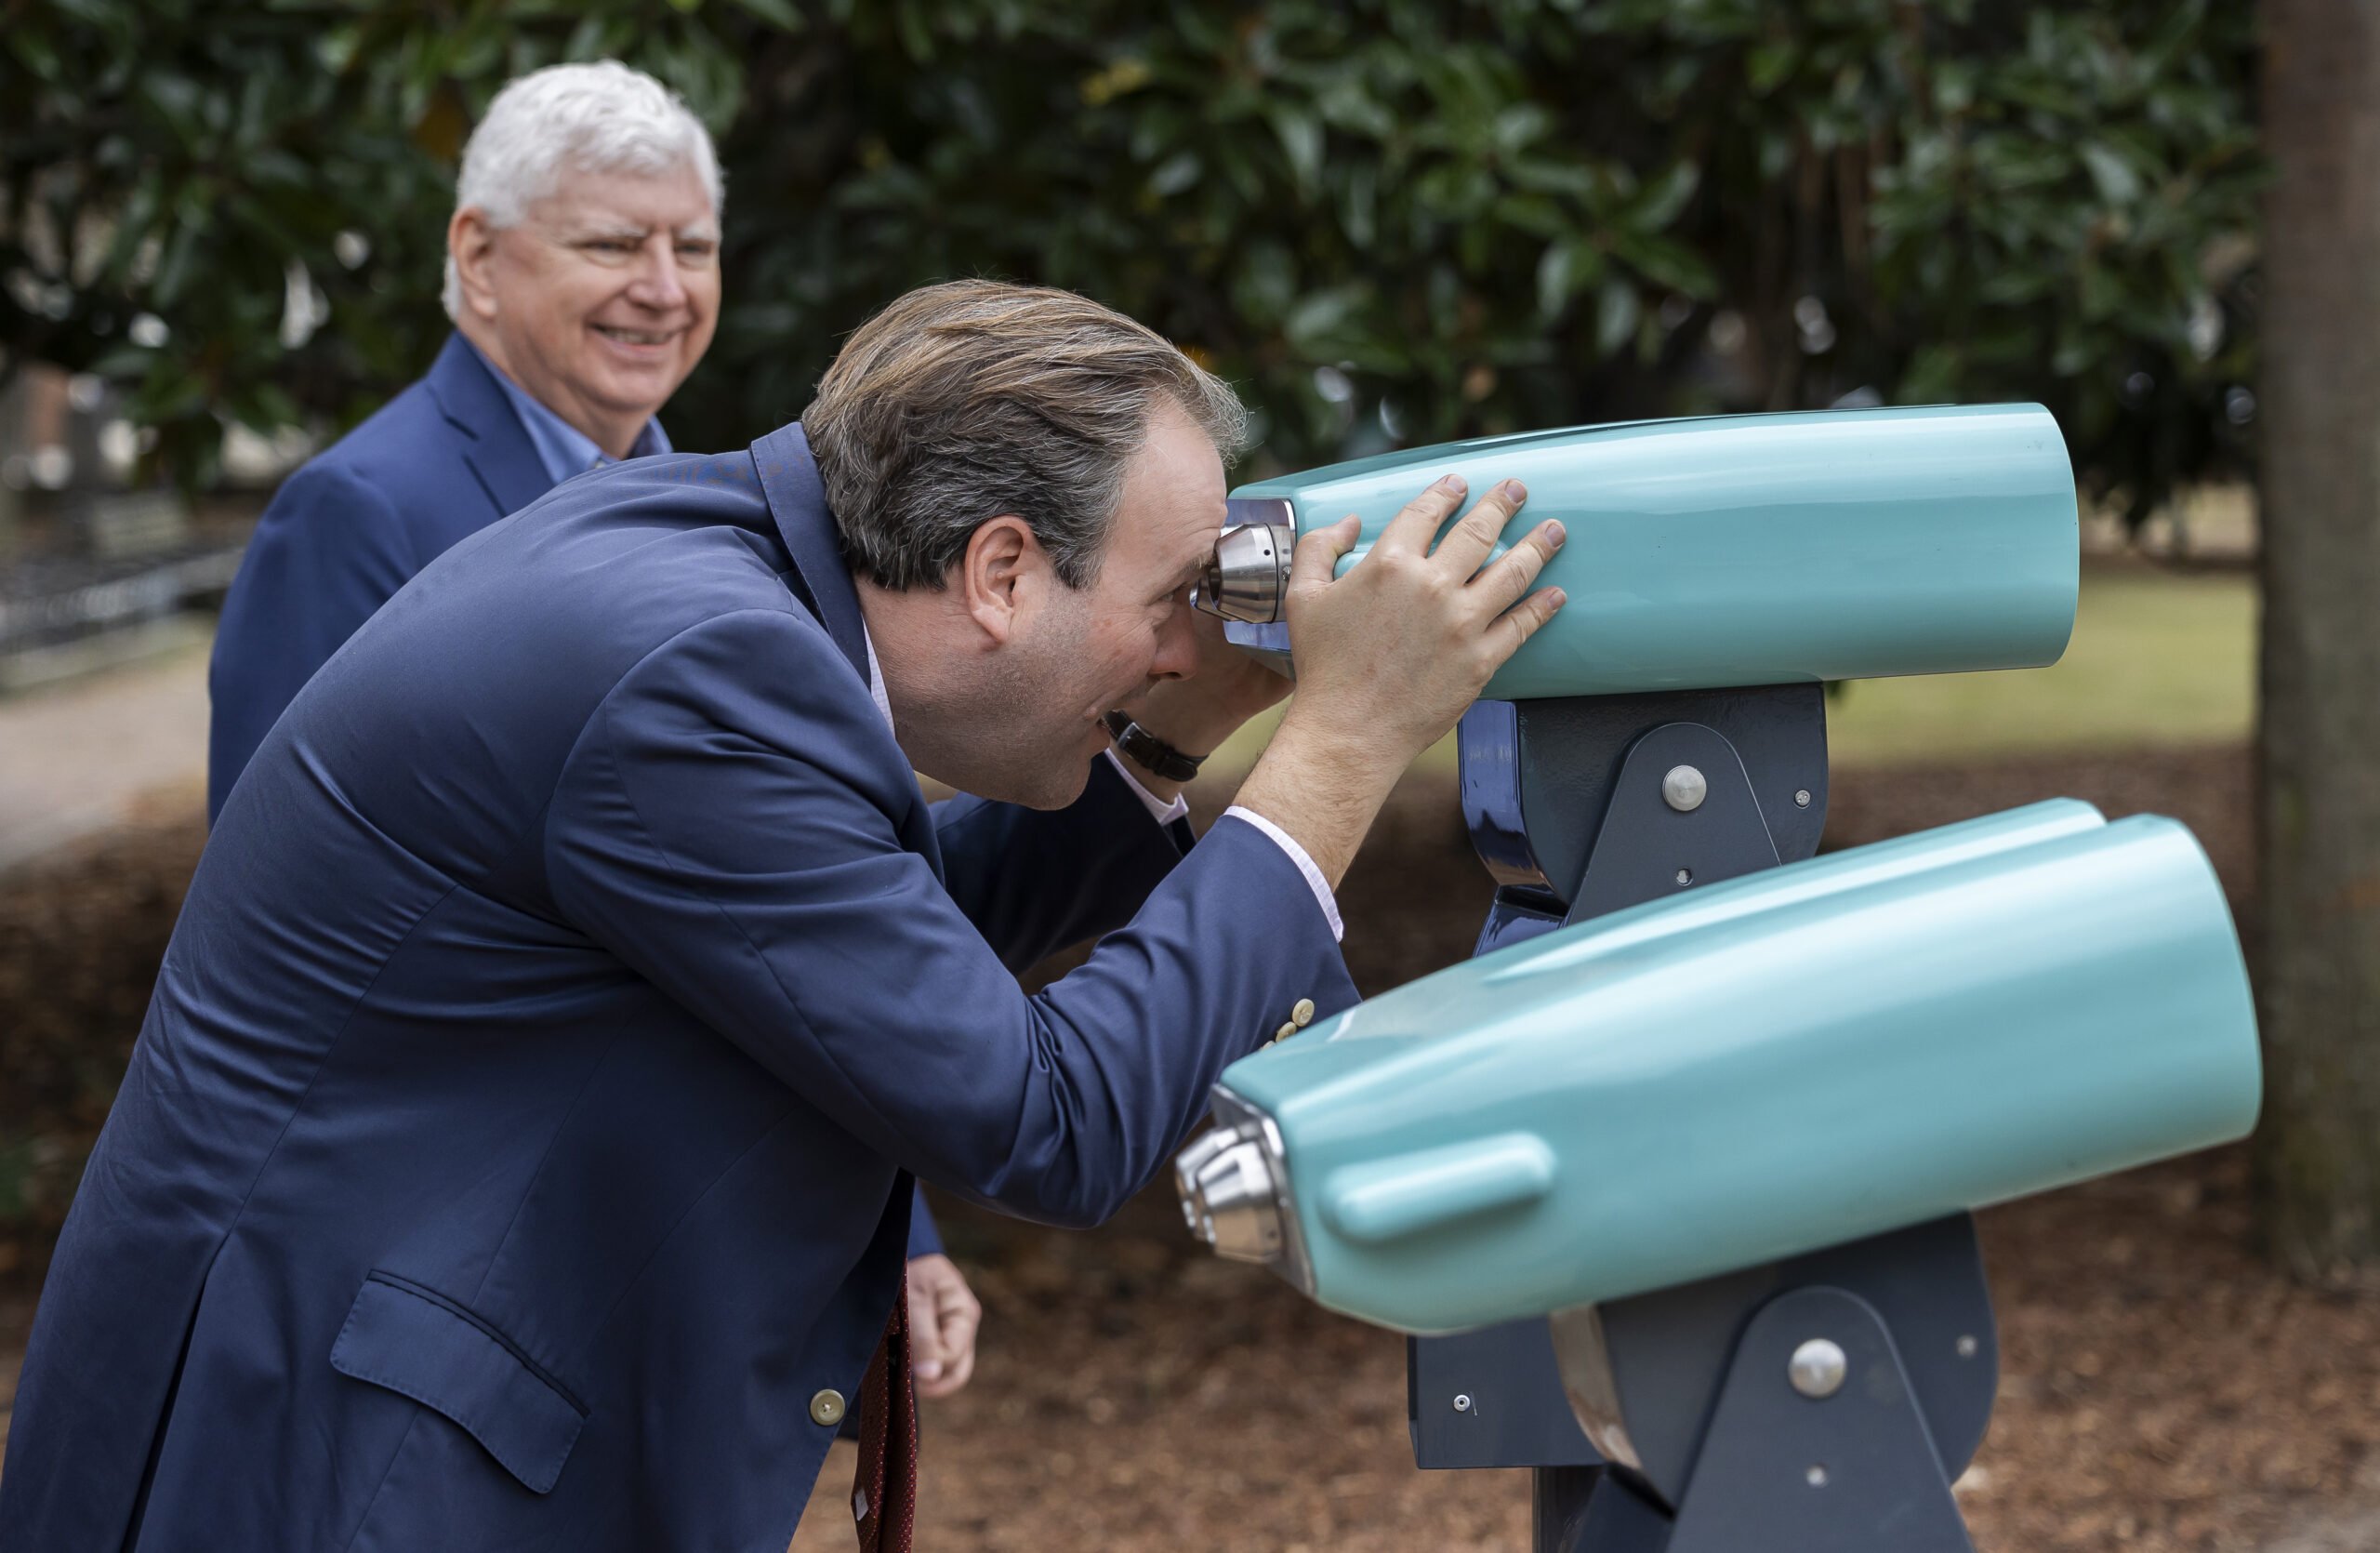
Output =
[{"x1": 1422, "y1": 685, "x2": 1996, "y2": 1553}]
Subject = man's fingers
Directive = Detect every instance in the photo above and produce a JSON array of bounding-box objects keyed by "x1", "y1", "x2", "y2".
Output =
[
  {"x1": 906, "y1": 1280, "x2": 946, "y2": 1383},
  {"x1": 1289, "y1": 514, "x2": 1362, "y2": 590},
  {"x1": 1467, "y1": 518, "x2": 1566, "y2": 616},
  {"x1": 919, "y1": 1342, "x2": 974, "y2": 1398},
  {"x1": 917, "y1": 1277, "x2": 982, "y2": 1400},
  {"x1": 1371, "y1": 473, "x2": 1471, "y2": 557},
  {"x1": 1488, "y1": 586, "x2": 1569, "y2": 665},
  {"x1": 1431, "y1": 479, "x2": 1530, "y2": 578}
]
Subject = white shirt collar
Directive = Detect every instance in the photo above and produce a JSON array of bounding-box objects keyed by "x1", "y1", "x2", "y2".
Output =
[{"x1": 862, "y1": 624, "x2": 895, "y2": 732}]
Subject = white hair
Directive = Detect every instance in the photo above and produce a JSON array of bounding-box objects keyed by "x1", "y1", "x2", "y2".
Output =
[{"x1": 441, "y1": 60, "x2": 724, "y2": 319}]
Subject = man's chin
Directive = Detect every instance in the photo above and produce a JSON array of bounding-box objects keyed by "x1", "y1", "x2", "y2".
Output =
[
  {"x1": 581, "y1": 361, "x2": 685, "y2": 415},
  {"x1": 1016, "y1": 757, "x2": 1096, "y2": 811},
  {"x1": 924, "y1": 759, "x2": 1092, "y2": 811}
]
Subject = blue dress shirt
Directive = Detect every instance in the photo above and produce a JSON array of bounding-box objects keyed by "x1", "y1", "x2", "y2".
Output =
[{"x1": 477, "y1": 340, "x2": 671, "y2": 483}]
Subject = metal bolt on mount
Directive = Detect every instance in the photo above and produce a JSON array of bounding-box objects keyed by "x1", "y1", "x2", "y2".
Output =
[
  {"x1": 1452, "y1": 1394, "x2": 1474, "y2": 1414},
  {"x1": 1661, "y1": 764, "x2": 1709, "y2": 812},
  {"x1": 1788, "y1": 1337, "x2": 1848, "y2": 1399}
]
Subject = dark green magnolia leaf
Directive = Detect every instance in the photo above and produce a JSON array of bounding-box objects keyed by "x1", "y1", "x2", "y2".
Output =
[
  {"x1": 1746, "y1": 41, "x2": 1797, "y2": 95},
  {"x1": 2080, "y1": 139, "x2": 2142, "y2": 205},
  {"x1": 1535, "y1": 240, "x2": 1576, "y2": 322},
  {"x1": 1285, "y1": 283, "x2": 1368, "y2": 348},
  {"x1": 1147, "y1": 151, "x2": 1200, "y2": 199},
  {"x1": 1594, "y1": 279, "x2": 1638, "y2": 355},
  {"x1": 1268, "y1": 108, "x2": 1325, "y2": 194},
  {"x1": 1635, "y1": 160, "x2": 1699, "y2": 230}
]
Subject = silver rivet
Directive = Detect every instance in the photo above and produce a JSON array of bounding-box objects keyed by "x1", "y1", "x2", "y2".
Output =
[
  {"x1": 1452, "y1": 1393, "x2": 1474, "y2": 1414},
  {"x1": 1674, "y1": 867, "x2": 1693, "y2": 886},
  {"x1": 1661, "y1": 764, "x2": 1708, "y2": 812},
  {"x1": 1789, "y1": 1338, "x2": 1847, "y2": 1399},
  {"x1": 1956, "y1": 1334, "x2": 1979, "y2": 1359},
  {"x1": 1806, "y1": 1465, "x2": 1829, "y2": 1488},
  {"x1": 1793, "y1": 789, "x2": 1813, "y2": 808}
]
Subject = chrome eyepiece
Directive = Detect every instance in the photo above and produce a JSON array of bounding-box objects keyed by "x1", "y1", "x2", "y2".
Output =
[
  {"x1": 1174, "y1": 1087, "x2": 1316, "y2": 1295},
  {"x1": 1190, "y1": 504, "x2": 1297, "y2": 625},
  {"x1": 1175, "y1": 1118, "x2": 1284, "y2": 1264}
]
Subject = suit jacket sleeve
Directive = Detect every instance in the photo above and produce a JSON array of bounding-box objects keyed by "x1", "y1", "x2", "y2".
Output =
[
  {"x1": 544, "y1": 607, "x2": 1357, "y2": 1228},
  {"x1": 208, "y1": 460, "x2": 416, "y2": 821},
  {"x1": 930, "y1": 759, "x2": 1190, "y2": 974},
  {"x1": 913, "y1": 756, "x2": 1189, "y2": 1255}
]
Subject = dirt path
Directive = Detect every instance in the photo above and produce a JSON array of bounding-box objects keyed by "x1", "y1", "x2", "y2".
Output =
[{"x1": 0, "y1": 640, "x2": 208, "y2": 877}]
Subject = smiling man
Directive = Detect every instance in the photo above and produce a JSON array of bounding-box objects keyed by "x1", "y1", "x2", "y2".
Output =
[{"x1": 207, "y1": 60, "x2": 721, "y2": 821}]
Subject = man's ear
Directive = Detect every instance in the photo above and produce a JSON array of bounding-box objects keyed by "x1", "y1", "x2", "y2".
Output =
[
  {"x1": 956, "y1": 516, "x2": 1045, "y2": 647},
  {"x1": 447, "y1": 207, "x2": 503, "y2": 322}
]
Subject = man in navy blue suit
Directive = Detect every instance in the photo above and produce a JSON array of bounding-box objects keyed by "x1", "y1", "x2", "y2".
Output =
[
  {"x1": 4, "y1": 279, "x2": 1567, "y2": 1552},
  {"x1": 207, "y1": 60, "x2": 721, "y2": 821},
  {"x1": 203, "y1": 62, "x2": 996, "y2": 1381}
]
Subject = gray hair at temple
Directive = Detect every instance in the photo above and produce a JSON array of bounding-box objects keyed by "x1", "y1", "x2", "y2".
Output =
[
  {"x1": 805, "y1": 280, "x2": 1250, "y2": 592},
  {"x1": 440, "y1": 60, "x2": 724, "y2": 320}
]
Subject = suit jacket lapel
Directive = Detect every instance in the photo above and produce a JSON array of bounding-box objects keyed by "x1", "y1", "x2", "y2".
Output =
[
  {"x1": 426, "y1": 333, "x2": 554, "y2": 521},
  {"x1": 748, "y1": 423, "x2": 945, "y2": 878},
  {"x1": 749, "y1": 424, "x2": 871, "y2": 685}
]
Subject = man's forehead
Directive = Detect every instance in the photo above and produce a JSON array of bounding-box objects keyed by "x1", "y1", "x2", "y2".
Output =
[
  {"x1": 1141, "y1": 462, "x2": 1228, "y2": 569},
  {"x1": 1102, "y1": 401, "x2": 1229, "y2": 577},
  {"x1": 539, "y1": 166, "x2": 717, "y2": 233}
]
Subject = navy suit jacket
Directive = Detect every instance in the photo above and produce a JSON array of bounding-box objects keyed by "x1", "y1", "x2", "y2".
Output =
[
  {"x1": 3, "y1": 426, "x2": 1358, "y2": 1553},
  {"x1": 202, "y1": 337, "x2": 964, "y2": 1259},
  {"x1": 208, "y1": 333, "x2": 549, "y2": 825}
]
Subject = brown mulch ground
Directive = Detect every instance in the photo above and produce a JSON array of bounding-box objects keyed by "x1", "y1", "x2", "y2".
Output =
[{"x1": 9, "y1": 741, "x2": 2374, "y2": 1552}]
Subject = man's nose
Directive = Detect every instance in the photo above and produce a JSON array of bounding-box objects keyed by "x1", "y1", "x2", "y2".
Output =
[
  {"x1": 1150, "y1": 606, "x2": 1201, "y2": 682},
  {"x1": 625, "y1": 242, "x2": 690, "y2": 311}
]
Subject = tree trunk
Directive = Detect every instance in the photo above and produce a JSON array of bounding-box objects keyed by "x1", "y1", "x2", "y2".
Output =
[{"x1": 2256, "y1": 0, "x2": 2380, "y2": 1276}]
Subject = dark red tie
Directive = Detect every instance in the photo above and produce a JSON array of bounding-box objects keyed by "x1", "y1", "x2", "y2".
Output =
[{"x1": 853, "y1": 1272, "x2": 918, "y2": 1551}]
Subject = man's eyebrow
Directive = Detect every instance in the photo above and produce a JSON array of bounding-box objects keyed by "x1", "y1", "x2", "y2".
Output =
[{"x1": 565, "y1": 219, "x2": 721, "y2": 243}]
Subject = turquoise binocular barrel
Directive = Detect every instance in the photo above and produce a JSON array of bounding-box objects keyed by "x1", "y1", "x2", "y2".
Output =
[
  {"x1": 1185, "y1": 802, "x2": 2259, "y2": 1334},
  {"x1": 1225, "y1": 404, "x2": 2079, "y2": 700}
]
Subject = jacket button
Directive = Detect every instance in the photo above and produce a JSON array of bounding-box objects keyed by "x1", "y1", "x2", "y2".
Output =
[
  {"x1": 810, "y1": 1389, "x2": 847, "y2": 1427},
  {"x1": 1291, "y1": 998, "x2": 1316, "y2": 1027},
  {"x1": 1275, "y1": 1022, "x2": 1297, "y2": 1043}
]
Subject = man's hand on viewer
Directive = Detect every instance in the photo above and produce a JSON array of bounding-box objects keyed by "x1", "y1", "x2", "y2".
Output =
[{"x1": 1233, "y1": 475, "x2": 1566, "y2": 888}]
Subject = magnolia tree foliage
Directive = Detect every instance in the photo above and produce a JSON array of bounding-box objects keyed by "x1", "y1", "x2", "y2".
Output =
[{"x1": 3, "y1": 0, "x2": 2256, "y2": 507}]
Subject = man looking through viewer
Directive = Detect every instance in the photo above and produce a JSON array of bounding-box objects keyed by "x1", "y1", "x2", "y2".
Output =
[
  {"x1": 204, "y1": 61, "x2": 980, "y2": 1389},
  {"x1": 5, "y1": 280, "x2": 1567, "y2": 1551}
]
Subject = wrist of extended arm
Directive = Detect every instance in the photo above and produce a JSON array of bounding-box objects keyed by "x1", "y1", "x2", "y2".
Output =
[{"x1": 1226, "y1": 706, "x2": 1403, "y2": 890}]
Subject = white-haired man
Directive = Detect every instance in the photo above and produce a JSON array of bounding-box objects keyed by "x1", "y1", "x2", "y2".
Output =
[
  {"x1": 209, "y1": 60, "x2": 720, "y2": 816},
  {"x1": 205, "y1": 60, "x2": 981, "y2": 1400}
]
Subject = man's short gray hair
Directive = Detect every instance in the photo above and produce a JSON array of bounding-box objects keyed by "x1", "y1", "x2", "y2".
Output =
[
  {"x1": 804, "y1": 281, "x2": 1249, "y2": 592},
  {"x1": 441, "y1": 60, "x2": 723, "y2": 319}
]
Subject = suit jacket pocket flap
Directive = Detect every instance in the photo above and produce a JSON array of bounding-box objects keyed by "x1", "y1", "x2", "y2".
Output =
[{"x1": 331, "y1": 1272, "x2": 586, "y2": 1493}]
